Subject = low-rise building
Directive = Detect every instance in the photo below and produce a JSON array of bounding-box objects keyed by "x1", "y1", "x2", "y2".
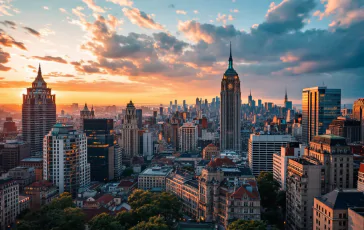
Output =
[
  {"x1": 313, "y1": 189, "x2": 364, "y2": 230},
  {"x1": 138, "y1": 166, "x2": 173, "y2": 191},
  {"x1": 0, "y1": 140, "x2": 30, "y2": 172},
  {"x1": 24, "y1": 180, "x2": 58, "y2": 210},
  {"x1": 202, "y1": 144, "x2": 219, "y2": 160},
  {"x1": 348, "y1": 207, "x2": 364, "y2": 230},
  {"x1": 0, "y1": 178, "x2": 19, "y2": 230},
  {"x1": 8, "y1": 166, "x2": 35, "y2": 191},
  {"x1": 18, "y1": 195, "x2": 30, "y2": 214},
  {"x1": 20, "y1": 157, "x2": 43, "y2": 181}
]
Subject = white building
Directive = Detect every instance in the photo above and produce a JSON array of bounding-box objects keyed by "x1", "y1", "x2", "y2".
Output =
[
  {"x1": 0, "y1": 178, "x2": 19, "y2": 230},
  {"x1": 43, "y1": 124, "x2": 90, "y2": 195},
  {"x1": 138, "y1": 166, "x2": 173, "y2": 191},
  {"x1": 179, "y1": 122, "x2": 198, "y2": 152},
  {"x1": 273, "y1": 142, "x2": 304, "y2": 190},
  {"x1": 143, "y1": 131, "x2": 153, "y2": 159},
  {"x1": 248, "y1": 134, "x2": 293, "y2": 176}
]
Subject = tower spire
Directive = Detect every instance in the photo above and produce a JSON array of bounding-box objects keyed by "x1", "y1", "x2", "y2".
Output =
[
  {"x1": 37, "y1": 63, "x2": 42, "y2": 78},
  {"x1": 228, "y1": 41, "x2": 233, "y2": 69},
  {"x1": 250, "y1": 89, "x2": 252, "y2": 96}
]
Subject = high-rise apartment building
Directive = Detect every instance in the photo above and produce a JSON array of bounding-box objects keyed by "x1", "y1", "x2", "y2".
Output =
[
  {"x1": 0, "y1": 140, "x2": 30, "y2": 171},
  {"x1": 286, "y1": 158, "x2": 322, "y2": 230},
  {"x1": 120, "y1": 101, "x2": 139, "y2": 165},
  {"x1": 273, "y1": 142, "x2": 304, "y2": 190},
  {"x1": 0, "y1": 178, "x2": 19, "y2": 230},
  {"x1": 114, "y1": 144, "x2": 123, "y2": 179},
  {"x1": 136, "y1": 109, "x2": 142, "y2": 129},
  {"x1": 142, "y1": 131, "x2": 153, "y2": 159},
  {"x1": 353, "y1": 98, "x2": 364, "y2": 143},
  {"x1": 302, "y1": 86, "x2": 341, "y2": 144},
  {"x1": 248, "y1": 134, "x2": 293, "y2": 176},
  {"x1": 84, "y1": 119, "x2": 115, "y2": 182},
  {"x1": 22, "y1": 65, "x2": 56, "y2": 156},
  {"x1": 179, "y1": 122, "x2": 198, "y2": 153},
  {"x1": 220, "y1": 43, "x2": 241, "y2": 152},
  {"x1": 43, "y1": 124, "x2": 90, "y2": 196}
]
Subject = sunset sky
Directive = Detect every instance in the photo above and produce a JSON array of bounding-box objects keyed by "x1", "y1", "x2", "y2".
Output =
[{"x1": 0, "y1": 0, "x2": 363, "y2": 106}]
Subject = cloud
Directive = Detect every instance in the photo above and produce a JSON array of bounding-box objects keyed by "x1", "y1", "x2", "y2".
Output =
[
  {"x1": 106, "y1": 0, "x2": 133, "y2": 6},
  {"x1": 32, "y1": 56, "x2": 68, "y2": 64},
  {"x1": 82, "y1": 0, "x2": 105, "y2": 13},
  {"x1": 153, "y1": 32, "x2": 188, "y2": 54},
  {"x1": 216, "y1": 13, "x2": 227, "y2": 24},
  {"x1": 193, "y1": 10, "x2": 199, "y2": 14},
  {"x1": 0, "y1": 48, "x2": 11, "y2": 71},
  {"x1": 122, "y1": 7, "x2": 164, "y2": 30},
  {"x1": 0, "y1": 1, "x2": 20, "y2": 16},
  {"x1": 59, "y1": 8, "x2": 68, "y2": 14},
  {"x1": 257, "y1": 0, "x2": 316, "y2": 34},
  {"x1": 230, "y1": 9, "x2": 239, "y2": 13},
  {"x1": 176, "y1": 10, "x2": 187, "y2": 15},
  {"x1": 43, "y1": 6, "x2": 49, "y2": 10},
  {"x1": 23, "y1": 27, "x2": 41, "y2": 37},
  {"x1": 168, "y1": 4, "x2": 175, "y2": 8},
  {"x1": 44, "y1": 72, "x2": 76, "y2": 78},
  {"x1": 0, "y1": 20, "x2": 16, "y2": 29},
  {"x1": 27, "y1": 65, "x2": 36, "y2": 69},
  {"x1": 0, "y1": 31, "x2": 27, "y2": 50}
]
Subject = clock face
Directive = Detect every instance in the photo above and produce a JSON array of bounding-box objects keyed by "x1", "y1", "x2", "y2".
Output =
[{"x1": 228, "y1": 83, "x2": 233, "y2": 90}]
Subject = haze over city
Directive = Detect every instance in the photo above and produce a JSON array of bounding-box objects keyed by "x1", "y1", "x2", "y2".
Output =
[{"x1": 0, "y1": 0, "x2": 363, "y2": 105}]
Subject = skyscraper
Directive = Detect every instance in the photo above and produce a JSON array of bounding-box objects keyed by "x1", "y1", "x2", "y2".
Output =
[
  {"x1": 302, "y1": 86, "x2": 341, "y2": 144},
  {"x1": 179, "y1": 122, "x2": 198, "y2": 153},
  {"x1": 79, "y1": 103, "x2": 95, "y2": 131},
  {"x1": 22, "y1": 65, "x2": 56, "y2": 156},
  {"x1": 248, "y1": 89, "x2": 252, "y2": 106},
  {"x1": 120, "y1": 101, "x2": 139, "y2": 165},
  {"x1": 43, "y1": 124, "x2": 90, "y2": 196},
  {"x1": 353, "y1": 98, "x2": 364, "y2": 143},
  {"x1": 284, "y1": 88, "x2": 293, "y2": 110},
  {"x1": 136, "y1": 109, "x2": 142, "y2": 129},
  {"x1": 220, "y1": 43, "x2": 241, "y2": 152}
]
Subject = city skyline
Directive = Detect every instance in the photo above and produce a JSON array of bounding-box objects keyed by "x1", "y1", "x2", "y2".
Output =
[{"x1": 0, "y1": 0, "x2": 363, "y2": 105}]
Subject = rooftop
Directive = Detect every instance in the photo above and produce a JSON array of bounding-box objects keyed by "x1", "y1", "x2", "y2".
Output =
[
  {"x1": 139, "y1": 166, "x2": 173, "y2": 176},
  {"x1": 21, "y1": 157, "x2": 43, "y2": 162},
  {"x1": 311, "y1": 135, "x2": 347, "y2": 146},
  {"x1": 316, "y1": 189, "x2": 364, "y2": 209}
]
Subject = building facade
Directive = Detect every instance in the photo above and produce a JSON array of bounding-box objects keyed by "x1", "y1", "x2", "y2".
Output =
[
  {"x1": 8, "y1": 166, "x2": 35, "y2": 191},
  {"x1": 302, "y1": 86, "x2": 341, "y2": 144},
  {"x1": 0, "y1": 178, "x2": 19, "y2": 230},
  {"x1": 286, "y1": 158, "x2": 322, "y2": 230},
  {"x1": 202, "y1": 143, "x2": 220, "y2": 160},
  {"x1": 138, "y1": 166, "x2": 172, "y2": 191},
  {"x1": 179, "y1": 122, "x2": 198, "y2": 153},
  {"x1": 20, "y1": 157, "x2": 43, "y2": 181},
  {"x1": 22, "y1": 65, "x2": 56, "y2": 156},
  {"x1": 79, "y1": 103, "x2": 95, "y2": 131},
  {"x1": 84, "y1": 119, "x2": 115, "y2": 182},
  {"x1": 0, "y1": 140, "x2": 30, "y2": 172},
  {"x1": 358, "y1": 163, "x2": 364, "y2": 192},
  {"x1": 353, "y1": 98, "x2": 364, "y2": 143},
  {"x1": 120, "y1": 101, "x2": 139, "y2": 165},
  {"x1": 328, "y1": 117, "x2": 361, "y2": 144},
  {"x1": 220, "y1": 44, "x2": 241, "y2": 152},
  {"x1": 248, "y1": 134, "x2": 293, "y2": 176},
  {"x1": 43, "y1": 124, "x2": 90, "y2": 196},
  {"x1": 142, "y1": 131, "x2": 153, "y2": 158},
  {"x1": 273, "y1": 142, "x2": 304, "y2": 190},
  {"x1": 24, "y1": 180, "x2": 58, "y2": 210}
]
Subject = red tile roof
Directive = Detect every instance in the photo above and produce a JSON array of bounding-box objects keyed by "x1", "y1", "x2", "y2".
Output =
[
  {"x1": 118, "y1": 180, "x2": 136, "y2": 187},
  {"x1": 96, "y1": 194, "x2": 114, "y2": 204},
  {"x1": 230, "y1": 183, "x2": 259, "y2": 200},
  {"x1": 28, "y1": 180, "x2": 53, "y2": 188},
  {"x1": 359, "y1": 163, "x2": 364, "y2": 173},
  {"x1": 207, "y1": 157, "x2": 235, "y2": 168}
]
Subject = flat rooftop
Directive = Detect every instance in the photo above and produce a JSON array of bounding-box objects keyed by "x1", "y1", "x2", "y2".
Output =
[
  {"x1": 21, "y1": 158, "x2": 43, "y2": 162},
  {"x1": 139, "y1": 167, "x2": 172, "y2": 176}
]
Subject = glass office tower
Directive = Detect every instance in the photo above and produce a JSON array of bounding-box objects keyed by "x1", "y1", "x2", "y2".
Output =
[
  {"x1": 84, "y1": 119, "x2": 115, "y2": 182},
  {"x1": 302, "y1": 86, "x2": 341, "y2": 144}
]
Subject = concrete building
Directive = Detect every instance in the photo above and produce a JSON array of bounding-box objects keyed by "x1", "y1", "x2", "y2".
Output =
[
  {"x1": 358, "y1": 163, "x2": 364, "y2": 192},
  {"x1": 302, "y1": 86, "x2": 341, "y2": 144},
  {"x1": 114, "y1": 144, "x2": 123, "y2": 179},
  {"x1": 328, "y1": 117, "x2": 361, "y2": 144},
  {"x1": 120, "y1": 101, "x2": 139, "y2": 165},
  {"x1": 20, "y1": 157, "x2": 43, "y2": 181},
  {"x1": 142, "y1": 131, "x2": 153, "y2": 159},
  {"x1": 8, "y1": 166, "x2": 35, "y2": 191},
  {"x1": 286, "y1": 158, "x2": 322, "y2": 230},
  {"x1": 138, "y1": 166, "x2": 173, "y2": 191},
  {"x1": 22, "y1": 65, "x2": 56, "y2": 156},
  {"x1": 166, "y1": 158, "x2": 260, "y2": 228},
  {"x1": 202, "y1": 143, "x2": 219, "y2": 160},
  {"x1": 0, "y1": 140, "x2": 30, "y2": 171},
  {"x1": 0, "y1": 178, "x2": 19, "y2": 230},
  {"x1": 248, "y1": 134, "x2": 293, "y2": 176},
  {"x1": 220, "y1": 43, "x2": 241, "y2": 152},
  {"x1": 304, "y1": 135, "x2": 353, "y2": 193},
  {"x1": 353, "y1": 98, "x2": 364, "y2": 143},
  {"x1": 43, "y1": 124, "x2": 90, "y2": 196},
  {"x1": 273, "y1": 142, "x2": 304, "y2": 190},
  {"x1": 313, "y1": 189, "x2": 364, "y2": 230},
  {"x1": 348, "y1": 207, "x2": 364, "y2": 230},
  {"x1": 179, "y1": 122, "x2": 198, "y2": 153},
  {"x1": 24, "y1": 180, "x2": 58, "y2": 210}
]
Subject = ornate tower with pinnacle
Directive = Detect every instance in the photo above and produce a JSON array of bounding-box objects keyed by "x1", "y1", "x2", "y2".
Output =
[
  {"x1": 22, "y1": 64, "x2": 56, "y2": 156},
  {"x1": 220, "y1": 42, "x2": 241, "y2": 152}
]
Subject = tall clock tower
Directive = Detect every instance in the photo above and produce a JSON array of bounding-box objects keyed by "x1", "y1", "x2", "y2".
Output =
[{"x1": 220, "y1": 43, "x2": 241, "y2": 152}]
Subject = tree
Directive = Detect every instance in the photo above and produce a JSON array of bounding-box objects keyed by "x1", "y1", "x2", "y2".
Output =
[
  {"x1": 130, "y1": 216, "x2": 169, "y2": 230},
  {"x1": 89, "y1": 213, "x2": 122, "y2": 230},
  {"x1": 115, "y1": 211, "x2": 138, "y2": 229},
  {"x1": 128, "y1": 189, "x2": 153, "y2": 209},
  {"x1": 257, "y1": 172, "x2": 280, "y2": 208},
  {"x1": 228, "y1": 220, "x2": 267, "y2": 230},
  {"x1": 122, "y1": 168, "x2": 134, "y2": 176}
]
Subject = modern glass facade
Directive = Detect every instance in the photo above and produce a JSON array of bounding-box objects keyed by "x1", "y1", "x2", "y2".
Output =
[
  {"x1": 84, "y1": 119, "x2": 115, "y2": 182},
  {"x1": 302, "y1": 87, "x2": 341, "y2": 144}
]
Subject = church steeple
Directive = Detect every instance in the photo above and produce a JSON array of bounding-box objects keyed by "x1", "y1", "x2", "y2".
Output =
[{"x1": 228, "y1": 41, "x2": 233, "y2": 69}]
